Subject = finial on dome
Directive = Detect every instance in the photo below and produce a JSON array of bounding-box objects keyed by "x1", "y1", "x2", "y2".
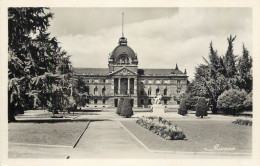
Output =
[
  {"x1": 118, "y1": 12, "x2": 127, "y2": 45},
  {"x1": 175, "y1": 63, "x2": 179, "y2": 70},
  {"x1": 184, "y1": 69, "x2": 187, "y2": 74},
  {"x1": 122, "y1": 12, "x2": 124, "y2": 37}
]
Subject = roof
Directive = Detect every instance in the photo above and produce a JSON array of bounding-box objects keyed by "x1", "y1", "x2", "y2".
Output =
[
  {"x1": 138, "y1": 68, "x2": 184, "y2": 75},
  {"x1": 74, "y1": 68, "x2": 185, "y2": 76},
  {"x1": 74, "y1": 68, "x2": 109, "y2": 75},
  {"x1": 111, "y1": 45, "x2": 136, "y2": 61}
]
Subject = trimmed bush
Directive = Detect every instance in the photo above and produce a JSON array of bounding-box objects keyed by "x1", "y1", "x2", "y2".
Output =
[
  {"x1": 178, "y1": 99, "x2": 187, "y2": 116},
  {"x1": 116, "y1": 98, "x2": 124, "y2": 115},
  {"x1": 232, "y1": 118, "x2": 252, "y2": 126},
  {"x1": 136, "y1": 116, "x2": 186, "y2": 140},
  {"x1": 120, "y1": 97, "x2": 133, "y2": 118},
  {"x1": 195, "y1": 97, "x2": 208, "y2": 118},
  {"x1": 217, "y1": 89, "x2": 247, "y2": 115}
]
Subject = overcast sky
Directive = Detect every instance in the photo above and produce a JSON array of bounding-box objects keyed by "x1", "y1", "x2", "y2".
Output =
[{"x1": 48, "y1": 8, "x2": 252, "y2": 80}]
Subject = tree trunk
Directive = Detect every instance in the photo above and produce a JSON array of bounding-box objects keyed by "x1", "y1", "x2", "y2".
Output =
[
  {"x1": 201, "y1": 116, "x2": 203, "y2": 118},
  {"x1": 211, "y1": 102, "x2": 218, "y2": 114}
]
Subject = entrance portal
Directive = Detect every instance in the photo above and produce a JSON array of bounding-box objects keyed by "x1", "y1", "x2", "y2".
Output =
[
  {"x1": 120, "y1": 78, "x2": 128, "y2": 95},
  {"x1": 114, "y1": 99, "x2": 118, "y2": 107}
]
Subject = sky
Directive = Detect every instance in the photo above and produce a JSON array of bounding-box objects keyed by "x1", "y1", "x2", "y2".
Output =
[{"x1": 48, "y1": 8, "x2": 252, "y2": 80}]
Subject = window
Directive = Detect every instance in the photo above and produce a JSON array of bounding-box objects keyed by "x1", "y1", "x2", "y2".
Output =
[
  {"x1": 102, "y1": 87, "x2": 106, "y2": 95},
  {"x1": 117, "y1": 55, "x2": 130, "y2": 64},
  {"x1": 94, "y1": 87, "x2": 98, "y2": 95},
  {"x1": 94, "y1": 99, "x2": 98, "y2": 104},
  {"x1": 148, "y1": 99, "x2": 152, "y2": 105},
  {"x1": 164, "y1": 88, "x2": 167, "y2": 95},
  {"x1": 148, "y1": 88, "x2": 152, "y2": 95},
  {"x1": 164, "y1": 99, "x2": 167, "y2": 105},
  {"x1": 140, "y1": 90, "x2": 144, "y2": 95},
  {"x1": 156, "y1": 87, "x2": 160, "y2": 94},
  {"x1": 102, "y1": 99, "x2": 106, "y2": 104},
  {"x1": 177, "y1": 100, "x2": 180, "y2": 105},
  {"x1": 94, "y1": 79, "x2": 99, "y2": 83},
  {"x1": 131, "y1": 99, "x2": 134, "y2": 107},
  {"x1": 102, "y1": 79, "x2": 106, "y2": 83},
  {"x1": 140, "y1": 99, "x2": 144, "y2": 105},
  {"x1": 177, "y1": 80, "x2": 181, "y2": 86}
]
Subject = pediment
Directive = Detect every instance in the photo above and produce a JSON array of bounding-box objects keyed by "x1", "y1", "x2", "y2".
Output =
[{"x1": 110, "y1": 67, "x2": 138, "y2": 76}]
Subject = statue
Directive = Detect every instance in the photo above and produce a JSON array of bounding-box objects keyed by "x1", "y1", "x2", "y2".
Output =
[
  {"x1": 153, "y1": 92, "x2": 162, "y2": 105},
  {"x1": 151, "y1": 92, "x2": 165, "y2": 113}
]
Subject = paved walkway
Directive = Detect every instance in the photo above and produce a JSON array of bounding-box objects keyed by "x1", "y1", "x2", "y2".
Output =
[{"x1": 71, "y1": 119, "x2": 149, "y2": 158}]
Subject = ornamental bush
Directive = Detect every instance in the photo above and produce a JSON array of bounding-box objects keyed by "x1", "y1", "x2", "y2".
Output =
[
  {"x1": 178, "y1": 99, "x2": 187, "y2": 116},
  {"x1": 195, "y1": 97, "x2": 208, "y2": 118},
  {"x1": 217, "y1": 89, "x2": 247, "y2": 115},
  {"x1": 116, "y1": 98, "x2": 124, "y2": 115},
  {"x1": 136, "y1": 116, "x2": 186, "y2": 140},
  {"x1": 232, "y1": 118, "x2": 252, "y2": 126},
  {"x1": 120, "y1": 97, "x2": 133, "y2": 118}
]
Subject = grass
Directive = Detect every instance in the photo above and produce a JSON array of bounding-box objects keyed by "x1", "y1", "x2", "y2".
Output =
[
  {"x1": 121, "y1": 119, "x2": 252, "y2": 153},
  {"x1": 9, "y1": 122, "x2": 89, "y2": 146}
]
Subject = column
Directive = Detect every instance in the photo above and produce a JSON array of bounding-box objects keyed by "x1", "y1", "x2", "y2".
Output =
[
  {"x1": 127, "y1": 78, "x2": 130, "y2": 95},
  {"x1": 111, "y1": 78, "x2": 114, "y2": 91},
  {"x1": 134, "y1": 78, "x2": 137, "y2": 95},
  {"x1": 133, "y1": 78, "x2": 138, "y2": 107},
  {"x1": 118, "y1": 78, "x2": 121, "y2": 95}
]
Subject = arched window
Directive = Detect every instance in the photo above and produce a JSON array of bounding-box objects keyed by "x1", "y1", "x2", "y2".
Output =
[
  {"x1": 148, "y1": 87, "x2": 152, "y2": 96},
  {"x1": 117, "y1": 55, "x2": 130, "y2": 64},
  {"x1": 102, "y1": 86, "x2": 106, "y2": 95},
  {"x1": 156, "y1": 87, "x2": 160, "y2": 94},
  {"x1": 164, "y1": 87, "x2": 167, "y2": 95},
  {"x1": 94, "y1": 86, "x2": 98, "y2": 95}
]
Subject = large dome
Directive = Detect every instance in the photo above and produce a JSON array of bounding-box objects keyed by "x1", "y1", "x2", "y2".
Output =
[{"x1": 109, "y1": 37, "x2": 138, "y2": 65}]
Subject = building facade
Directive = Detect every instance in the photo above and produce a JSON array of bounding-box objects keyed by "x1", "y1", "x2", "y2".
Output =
[{"x1": 75, "y1": 35, "x2": 188, "y2": 107}]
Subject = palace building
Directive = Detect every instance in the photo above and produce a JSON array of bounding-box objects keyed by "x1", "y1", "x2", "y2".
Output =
[{"x1": 74, "y1": 15, "x2": 188, "y2": 108}]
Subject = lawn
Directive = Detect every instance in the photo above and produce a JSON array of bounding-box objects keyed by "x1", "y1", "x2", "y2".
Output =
[
  {"x1": 121, "y1": 119, "x2": 252, "y2": 154},
  {"x1": 8, "y1": 121, "x2": 89, "y2": 146}
]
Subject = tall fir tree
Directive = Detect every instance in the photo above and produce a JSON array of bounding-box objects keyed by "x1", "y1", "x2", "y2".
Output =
[
  {"x1": 8, "y1": 8, "x2": 74, "y2": 121},
  {"x1": 237, "y1": 44, "x2": 252, "y2": 92},
  {"x1": 224, "y1": 35, "x2": 237, "y2": 78}
]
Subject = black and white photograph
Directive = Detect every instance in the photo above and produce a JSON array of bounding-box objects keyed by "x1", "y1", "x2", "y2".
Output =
[{"x1": 1, "y1": 1, "x2": 260, "y2": 166}]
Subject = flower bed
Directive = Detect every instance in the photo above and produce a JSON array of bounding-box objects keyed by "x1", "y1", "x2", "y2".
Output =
[
  {"x1": 232, "y1": 118, "x2": 252, "y2": 126},
  {"x1": 136, "y1": 116, "x2": 186, "y2": 140}
]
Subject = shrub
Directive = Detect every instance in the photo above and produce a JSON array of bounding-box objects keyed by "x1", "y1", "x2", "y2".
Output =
[
  {"x1": 116, "y1": 98, "x2": 124, "y2": 115},
  {"x1": 217, "y1": 89, "x2": 247, "y2": 115},
  {"x1": 120, "y1": 97, "x2": 133, "y2": 118},
  {"x1": 136, "y1": 116, "x2": 186, "y2": 140},
  {"x1": 195, "y1": 97, "x2": 208, "y2": 118},
  {"x1": 232, "y1": 118, "x2": 252, "y2": 126},
  {"x1": 178, "y1": 99, "x2": 187, "y2": 116}
]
